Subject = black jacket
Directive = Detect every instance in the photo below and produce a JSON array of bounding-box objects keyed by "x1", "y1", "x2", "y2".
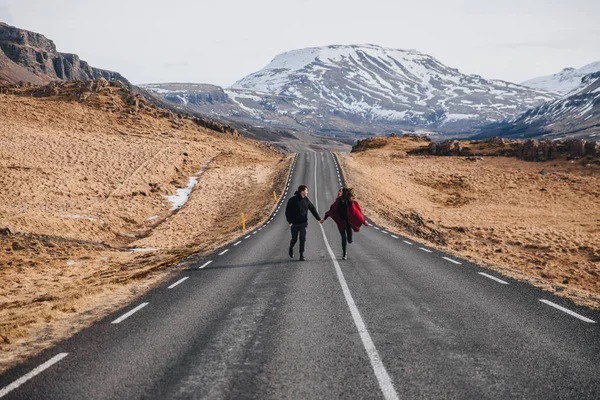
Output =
[{"x1": 285, "y1": 191, "x2": 321, "y2": 225}]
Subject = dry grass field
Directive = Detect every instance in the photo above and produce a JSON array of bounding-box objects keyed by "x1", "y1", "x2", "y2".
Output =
[
  {"x1": 0, "y1": 81, "x2": 290, "y2": 372},
  {"x1": 340, "y1": 135, "x2": 600, "y2": 309}
]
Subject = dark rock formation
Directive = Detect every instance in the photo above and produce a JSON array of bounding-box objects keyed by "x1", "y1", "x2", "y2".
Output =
[
  {"x1": 428, "y1": 140, "x2": 471, "y2": 156},
  {"x1": 0, "y1": 22, "x2": 129, "y2": 85}
]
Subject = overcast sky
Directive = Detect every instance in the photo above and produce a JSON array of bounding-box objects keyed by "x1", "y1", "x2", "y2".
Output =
[{"x1": 0, "y1": 0, "x2": 598, "y2": 87}]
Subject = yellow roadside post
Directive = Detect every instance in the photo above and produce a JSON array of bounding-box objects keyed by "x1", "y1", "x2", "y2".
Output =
[
  {"x1": 241, "y1": 213, "x2": 246, "y2": 231},
  {"x1": 273, "y1": 191, "x2": 277, "y2": 201}
]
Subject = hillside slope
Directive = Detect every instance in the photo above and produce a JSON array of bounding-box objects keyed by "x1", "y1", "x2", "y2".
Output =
[{"x1": 0, "y1": 79, "x2": 289, "y2": 372}]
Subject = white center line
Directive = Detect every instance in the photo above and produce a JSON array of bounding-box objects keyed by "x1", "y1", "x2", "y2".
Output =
[
  {"x1": 199, "y1": 260, "x2": 213, "y2": 269},
  {"x1": 478, "y1": 272, "x2": 509, "y2": 284},
  {"x1": 315, "y1": 153, "x2": 398, "y2": 400},
  {"x1": 218, "y1": 249, "x2": 229, "y2": 255},
  {"x1": 419, "y1": 247, "x2": 432, "y2": 253},
  {"x1": 403, "y1": 240, "x2": 413, "y2": 245},
  {"x1": 0, "y1": 353, "x2": 69, "y2": 398},
  {"x1": 391, "y1": 235, "x2": 399, "y2": 239},
  {"x1": 111, "y1": 303, "x2": 149, "y2": 324},
  {"x1": 233, "y1": 241, "x2": 242, "y2": 246},
  {"x1": 168, "y1": 277, "x2": 189, "y2": 289},
  {"x1": 539, "y1": 299, "x2": 596, "y2": 323},
  {"x1": 442, "y1": 257, "x2": 461, "y2": 265}
]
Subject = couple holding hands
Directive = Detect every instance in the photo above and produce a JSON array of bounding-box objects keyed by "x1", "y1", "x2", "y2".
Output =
[{"x1": 285, "y1": 184, "x2": 367, "y2": 261}]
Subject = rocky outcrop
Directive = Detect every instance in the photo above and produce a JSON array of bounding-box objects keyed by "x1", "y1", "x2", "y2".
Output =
[
  {"x1": 511, "y1": 139, "x2": 599, "y2": 161},
  {"x1": 428, "y1": 140, "x2": 471, "y2": 156},
  {"x1": 0, "y1": 22, "x2": 129, "y2": 85},
  {"x1": 191, "y1": 117, "x2": 239, "y2": 136}
]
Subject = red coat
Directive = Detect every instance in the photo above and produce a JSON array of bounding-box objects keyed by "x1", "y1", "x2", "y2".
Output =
[{"x1": 325, "y1": 199, "x2": 366, "y2": 232}]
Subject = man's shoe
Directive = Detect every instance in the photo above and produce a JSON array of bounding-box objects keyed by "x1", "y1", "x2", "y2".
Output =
[
  {"x1": 299, "y1": 255, "x2": 305, "y2": 261},
  {"x1": 288, "y1": 246, "x2": 294, "y2": 258},
  {"x1": 342, "y1": 255, "x2": 347, "y2": 260}
]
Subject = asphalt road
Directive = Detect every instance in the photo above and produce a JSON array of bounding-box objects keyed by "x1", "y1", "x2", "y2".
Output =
[{"x1": 1, "y1": 152, "x2": 599, "y2": 399}]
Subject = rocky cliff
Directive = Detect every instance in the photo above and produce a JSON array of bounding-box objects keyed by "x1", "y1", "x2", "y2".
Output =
[{"x1": 0, "y1": 22, "x2": 129, "y2": 85}]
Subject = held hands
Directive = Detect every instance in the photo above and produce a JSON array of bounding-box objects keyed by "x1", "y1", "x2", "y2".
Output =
[{"x1": 319, "y1": 219, "x2": 325, "y2": 224}]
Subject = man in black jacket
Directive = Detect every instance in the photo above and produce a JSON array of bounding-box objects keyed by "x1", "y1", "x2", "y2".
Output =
[{"x1": 285, "y1": 184, "x2": 323, "y2": 261}]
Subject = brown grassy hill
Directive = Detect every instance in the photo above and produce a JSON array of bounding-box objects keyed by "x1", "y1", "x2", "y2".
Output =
[
  {"x1": 0, "y1": 80, "x2": 290, "y2": 372},
  {"x1": 340, "y1": 135, "x2": 600, "y2": 309}
]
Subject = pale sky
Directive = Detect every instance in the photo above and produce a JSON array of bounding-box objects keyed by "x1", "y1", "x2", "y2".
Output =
[{"x1": 0, "y1": 0, "x2": 598, "y2": 87}]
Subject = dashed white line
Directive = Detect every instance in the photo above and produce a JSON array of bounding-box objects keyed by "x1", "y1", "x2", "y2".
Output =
[
  {"x1": 244, "y1": 235, "x2": 251, "y2": 239},
  {"x1": 403, "y1": 240, "x2": 413, "y2": 245},
  {"x1": 233, "y1": 241, "x2": 242, "y2": 246},
  {"x1": 315, "y1": 153, "x2": 398, "y2": 400},
  {"x1": 111, "y1": 303, "x2": 149, "y2": 324},
  {"x1": 218, "y1": 249, "x2": 229, "y2": 255},
  {"x1": 478, "y1": 272, "x2": 509, "y2": 284},
  {"x1": 258, "y1": 227, "x2": 263, "y2": 231},
  {"x1": 442, "y1": 257, "x2": 461, "y2": 265},
  {"x1": 391, "y1": 235, "x2": 399, "y2": 239},
  {"x1": 539, "y1": 300, "x2": 596, "y2": 323},
  {"x1": 252, "y1": 231, "x2": 258, "y2": 234},
  {"x1": 0, "y1": 353, "x2": 69, "y2": 398},
  {"x1": 199, "y1": 260, "x2": 213, "y2": 269},
  {"x1": 374, "y1": 227, "x2": 380, "y2": 230},
  {"x1": 419, "y1": 247, "x2": 432, "y2": 253},
  {"x1": 381, "y1": 231, "x2": 388, "y2": 234},
  {"x1": 168, "y1": 277, "x2": 189, "y2": 289}
]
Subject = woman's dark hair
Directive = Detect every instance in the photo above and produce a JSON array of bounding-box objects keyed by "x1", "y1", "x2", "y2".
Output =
[{"x1": 341, "y1": 187, "x2": 355, "y2": 202}]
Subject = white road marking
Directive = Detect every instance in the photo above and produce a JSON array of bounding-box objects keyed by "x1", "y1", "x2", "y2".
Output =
[
  {"x1": 315, "y1": 153, "x2": 398, "y2": 400},
  {"x1": 374, "y1": 227, "x2": 380, "y2": 230},
  {"x1": 244, "y1": 235, "x2": 251, "y2": 239},
  {"x1": 442, "y1": 257, "x2": 461, "y2": 265},
  {"x1": 478, "y1": 272, "x2": 509, "y2": 284},
  {"x1": 391, "y1": 235, "x2": 399, "y2": 239},
  {"x1": 258, "y1": 227, "x2": 263, "y2": 231},
  {"x1": 252, "y1": 231, "x2": 258, "y2": 234},
  {"x1": 218, "y1": 249, "x2": 229, "y2": 255},
  {"x1": 539, "y1": 300, "x2": 596, "y2": 323},
  {"x1": 199, "y1": 260, "x2": 213, "y2": 269},
  {"x1": 111, "y1": 303, "x2": 149, "y2": 324},
  {"x1": 419, "y1": 247, "x2": 432, "y2": 253},
  {"x1": 381, "y1": 231, "x2": 388, "y2": 234},
  {"x1": 0, "y1": 353, "x2": 69, "y2": 398},
  {"x1": 403, "y1": 240, "x2": 413, "y2": 245},
  {"x1": 168, "y1": 277, "x2": 189, "y2": 289},
  {"x1": 233, "y1": 241, "x2": 242, "y2": 246}
]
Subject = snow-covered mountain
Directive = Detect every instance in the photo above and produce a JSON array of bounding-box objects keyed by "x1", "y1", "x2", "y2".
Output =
[
  {"x1": 143, "y1": 44, "x2": 558, "y2": 138},
  {"x1": 521, "y1": 62, "x2": 600, "y2": 94},
  {"x1": 472, "y1": 71, "x2": 600, "y2": 141}
]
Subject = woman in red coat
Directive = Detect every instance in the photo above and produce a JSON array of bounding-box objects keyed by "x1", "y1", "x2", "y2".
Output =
[{"x1": 322, "y1": 187, "x2": 368, "y2": 260}]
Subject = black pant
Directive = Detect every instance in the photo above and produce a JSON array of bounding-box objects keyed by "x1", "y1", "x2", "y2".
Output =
[
  {"x1": 338, "y1": 222, "x2": 353, "y2": 255},
  {"x1": 290, "y1": 223, "x2": 307, "y2": 255}
]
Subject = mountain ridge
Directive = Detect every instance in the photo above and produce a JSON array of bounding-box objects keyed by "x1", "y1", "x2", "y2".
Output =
[
  {"x1": 521, "y1": 61, "x2": 600, "y2": 94},
  {"x1": 145, "y1": 44, "x2": 557, "y2": 139},
  {"x1": 0, "y1": 22, "x2": 129, "y2": 85}
]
